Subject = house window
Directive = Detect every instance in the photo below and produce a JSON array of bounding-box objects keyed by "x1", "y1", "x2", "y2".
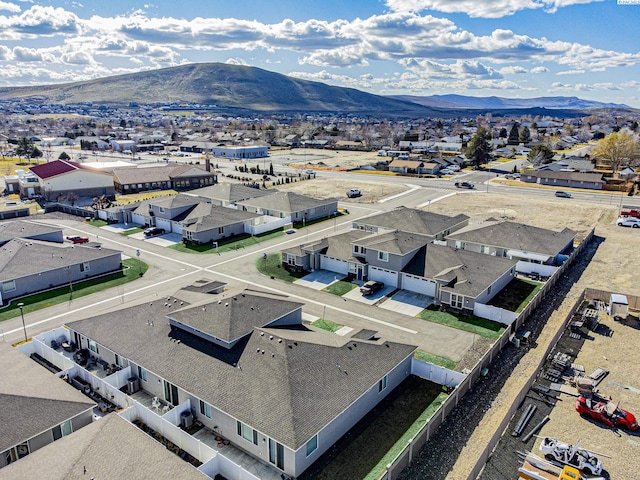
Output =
[
  {"x1": 138, "y1": 366, "x2": 148, "y2": 382},
  {"x1": 487, "y1": 285, "x2": 492, "y2": 295},
  {"x1": 378, "y1": 251, "x2": 389, "y2": 262},
  {"x1": 269, "y1": 439, "x2": 285, "y2": 470},
  {"x1": 450, "y1": 294, "x2": 463, "y2": 309},
  {"x1": 378, "y1": 375, "x2": 387, "y2": 392},
  {"x1": 218, "y1": 226, "x2": 224, "y2": 234},
  {"x1": 80, "y1": 262, "x2": 90, "y2": 272},
  {"x1": 455, "y1": 241, "x2": 465, "y2": 250},
  {"x1": 1, "y1": 280, "x2": 16, "y2": 292},
  {"x1": 199, "y1": 400, "x2": 212, "y2": 418},
  {"x1": 52, "y1": 420, "x2": 72, "y2": 441},
  {"x1": 480, "y1": 246, "x2": 489, "y2": 254},
  {"x1": 159, "y1": 207, "x2": 165, "y2": 213},
  {"x1": 237, "y1": 421, "x2": 258, "y2": 445},
  {"x1": 88, "y1": 339, "x2": 99, "y2": 354},
  {"x1": 306, "y1": 435, "x2": 318, "y2": 457},
  {"x1": 115, "y1": 354, "x2": 125, "y2": 368}
]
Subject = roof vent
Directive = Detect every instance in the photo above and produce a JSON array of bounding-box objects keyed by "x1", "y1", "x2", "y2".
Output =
[
  {"x1": 218, "y1": 300, "x2": 222, "y2": 304},
  {"x1": 260, "y1": 332, "x2": 264, "y2": 336},
  {"x1": 225, "y1": 303, "x2": 229, "y2": 307},
  {"x1": 269, "y1": 335, "x2": 273, "y2": 340},
  {"x1": 261, "y1": 350, "x2": 265, "y2": 354},
  {"x1": 278, "y1": 339, "x2": 282, "y2": 343}
]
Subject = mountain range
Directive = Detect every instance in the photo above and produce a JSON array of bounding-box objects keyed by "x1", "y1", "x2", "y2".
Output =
[
  {"x1": 390, "y1": 94, "x2": 629, "y2": 110},
  {"x1": 0, "y1": 63, "x2": 632, "y2": 115}
]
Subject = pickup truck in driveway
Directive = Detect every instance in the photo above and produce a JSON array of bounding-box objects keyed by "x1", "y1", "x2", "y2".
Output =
[{"x1": 360, "y1": 280, "x2": 384, "y2": 295}]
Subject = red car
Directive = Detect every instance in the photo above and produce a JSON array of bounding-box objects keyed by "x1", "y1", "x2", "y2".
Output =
[
  {"x1": 575, "y1": 396, "x2": 638, "y2": 431},
  {"x1": 66, "y1": 235, "x2": 89, "y2": 244},
  {"x1": 620, "y1": 209, "x2": 640, "y2": 218}
]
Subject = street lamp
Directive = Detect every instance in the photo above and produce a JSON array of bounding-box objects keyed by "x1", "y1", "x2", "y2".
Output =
[{"x1": 17, "y1": 302, "x2": 27, "y2": 342}]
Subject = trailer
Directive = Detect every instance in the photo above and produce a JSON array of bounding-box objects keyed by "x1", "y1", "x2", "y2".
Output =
[{"x1": 608, "y1": 293, "x2": 628, "y2": 320}]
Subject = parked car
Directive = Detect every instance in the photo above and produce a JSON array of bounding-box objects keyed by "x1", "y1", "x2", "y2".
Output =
[
  {"x1": 617, "y1": 216, "x2": 640, "y2": 228},
  {"x1": 66, "y1": 235, "x2": 89, "y2": 244},
  {"x1": 144, "y1": 227, "x2": 165, "y2": 237},
  {"x1": 555, "y1": 191, "x2": 572, "y2": 198},
  {"x1": 620, "y1": 209, "x2": 640, "y2": 218},
  {"x1": 575, "y1": 396, "x2": 638, "y2": 430},
  {"x1": 455, "y1": 181, "x2": 475, "y2": 189},
  {"x1": 439, "y1": 168, "x2": 454, "y2": 175},
  {"x1": 448, "y1": 165, "x2": 461, "y2": 172},
  {"x1": 346, "y1": 189, "x2": 362, "y2": 198},
  {"x1": 539, "y1": 437, "x2": 603, "y2": 475},
  {"x1": 360, "y1": 280, "x2": 384, "y2": 296}
]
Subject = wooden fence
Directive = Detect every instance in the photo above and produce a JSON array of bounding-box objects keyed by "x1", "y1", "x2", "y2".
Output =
[{"x1": 378, "y1": 227, "x2": 595, "y2": 480}]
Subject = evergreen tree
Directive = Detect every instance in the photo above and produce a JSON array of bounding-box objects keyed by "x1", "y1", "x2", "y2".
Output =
[
  {"x1": 465, "y1": 127, "x2": 492, "y2": 168},
  {"x1": 519, "y1": 126, "x2": 531, "y2": 143},
  {"x1": 507, "y1": 124, "x2": 520, "y2": 145}
]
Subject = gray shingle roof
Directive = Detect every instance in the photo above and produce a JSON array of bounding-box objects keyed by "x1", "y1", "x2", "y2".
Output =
[
  {"x1": 0, "y1": 414, "x2": 208, "y2": 480},
  {"x1": 188, "y1": 183, "x2": 275, "y2": 203},
  {"x1": 0, "y1": 239, "x2": 121, "y2": 279},
  {"x1": 169, "y1": 291, "x2": 304, "y2": 343},
  {"x1": 0, "y1": 343, "x2": 95, "y2": 453},
  {"x1": 525, "y1": 170, "x2": 604, "y2": 183},
  {"x1": 321, "y1": 230, "x2": 370, "y2": 261},
  {"x1": 404, "y1": 244, "x2": 517, "y2": 298},
  {"x1": 355, "y1": 207, "x2": 469, "y2": 237},
  {"x1": 446, "y1": 221, "x2": 576, "y2": 257},
  {"x1": 357, "y1": 230, "x2": 431, "y2": 255},
  {"x1": 0, "y1": 220, "x2": 62, "y2": 244},
  {"x1": 237, "y1": 191, "x2": 335, "y2": 214},
  {"x1": 66, "y1": 292, "x2": 415, "y2": 449},
  {"x1": 181, "y1": 203, "x2": 261, "y2": 232}
]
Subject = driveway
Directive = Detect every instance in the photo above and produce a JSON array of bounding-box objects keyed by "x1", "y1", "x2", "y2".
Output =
[
  {"x1": 379, "y1": 290, "x2": 433, "y2": 316},
  {"x1": 342, "y1": 282, "x2": 395, "y2": 305},
  {"x1": 293, "y1": 270, "x2": 341, "y2": 290}
]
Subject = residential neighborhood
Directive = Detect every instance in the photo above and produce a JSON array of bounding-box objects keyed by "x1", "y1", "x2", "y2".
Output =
[{"x1": 0, "y1": 98, "x2": 639, "y2": 480}]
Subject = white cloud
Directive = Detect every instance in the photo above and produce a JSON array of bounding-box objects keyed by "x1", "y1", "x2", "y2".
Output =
[
  {"x1": 498, "y1": 65, "x2": 528, "y2": 75},
  {"x1": 225, "y1": 57, "x2": 249, "y2": 66},
  {"x1": 530, "y1": 66, "x2": 549, "y2": 73},
  {"x1": 385, "y1": 0, "x2": 605, "y2": 18},
  {"x1": 0, "y1": 2, "x2": 20, "y2": 13}
]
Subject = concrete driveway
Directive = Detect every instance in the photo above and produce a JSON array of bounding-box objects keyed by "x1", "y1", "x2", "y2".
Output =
[
  {"x1": 379, "y1": 290, "x2": 433, "y2": 316},
  {"x1": 343, "y1": 282, "x2": 395, "y2": 305},
  {"x1": 293, "y1": 270, "x2": 341, "y2": 290},
  {"x1": 145, "y1": 232, "x2": 182, "y2": 246}
]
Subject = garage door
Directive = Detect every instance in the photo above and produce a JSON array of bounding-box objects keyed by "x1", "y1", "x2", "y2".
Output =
[
  {"x1": 320, "y1": 256, "x2": 348, "y2": 275},
  {"x1": 157, "y1": 218, "x2": 172, "y2": 233},
  {"x1": 369, "y1": 267, "x2": 398, "y2": 287},
  {"x1": 131, "y1": 212, "x2": 146, "y2": 226},
  {"x1": 402, "y1": 274, "x2": 436, "y2": 296}
]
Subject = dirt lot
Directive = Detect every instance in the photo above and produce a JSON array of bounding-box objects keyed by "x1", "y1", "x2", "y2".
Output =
[
  {"x1": 532, "y1": 309, "x2": 640, "y2": 480},
  {"x1": 275, "y1": 176, "x2": 410, "y2": 203},
  {"x1": 270, "y1": 148, "x2": 380, "y2": 170}
]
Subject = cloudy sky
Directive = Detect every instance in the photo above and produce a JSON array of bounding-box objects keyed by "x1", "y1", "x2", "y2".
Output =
[{"x1": 0, "y1": 0, "x2": 639, "y2": 106}]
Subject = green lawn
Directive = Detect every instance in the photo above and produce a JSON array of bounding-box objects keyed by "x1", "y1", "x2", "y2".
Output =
[
  {"x1": 413, "y1": 350, "x2": 457, "y2": 370},
  {"x1": 416, "y1": 305, "x2": 505, "y2": 340},
  {"x1": 169, "y1": 230, "x2": 285, "y2": 254},
  {"x1": 322, "y1": 280, "x2": 357, "y2": 296},
  {"x1": 304, "y1": 377, "x2": 444, "y2": 480},
  {"x1": 488, "y1": 278, "x2": 543, "y2": 313},
  {"x1": 312, "y1": 319, "x2": 343, "y2": 332},
  {"x1": 365, "y1": 392, "x2": 449, "y2": 480},
  {"x1": 121, "y1": 227, "x2": 144, "y2": 236},
  {"x1": 255, "y1": 253, "x2": 306, "y2": 282},
  {"x1": 0, "y1": 258, "x2": 148, "y2": 322},
  {"x1": 87, "y1": 219, "x2": 108, "y2": 227}
]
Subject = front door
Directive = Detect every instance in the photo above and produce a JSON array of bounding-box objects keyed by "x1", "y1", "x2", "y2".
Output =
[
  {"x1": 357, "y1": 266, "x2": 363, "y2": 280},
  {"x1": 269, "y1": 439, "x2": 284, "y2": 470},
  {"x1": 164, "y1": 381, "x2": 179, "y2": 406}
]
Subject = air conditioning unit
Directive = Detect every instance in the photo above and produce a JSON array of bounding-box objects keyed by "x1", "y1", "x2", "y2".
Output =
[
  {"x1": 180, "y1": 410, "x2": 194, "y2": 429},
  {"x1": 127, "y1": 377, "x2": 140, "y2": 394}
]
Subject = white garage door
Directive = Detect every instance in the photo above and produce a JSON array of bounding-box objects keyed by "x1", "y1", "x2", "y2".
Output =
[
  {"x1": 157, "y1": 218, "x2": 172, "y2": 233},
  {"x1": 402, "y1": 274, "x2": 436, "y2": 296},
  {"x1": 369, "y1": 267, "x2": 398, "y2": 287},
  {"x1": 320, "y1": 257, "x2": 348, "y2": 275},
  {"x1": 171, "y1": 222, "x2": 183, "y2": 234},
  {"x1": 131, "y1": 212, "x2": 146, "y2": 226}
]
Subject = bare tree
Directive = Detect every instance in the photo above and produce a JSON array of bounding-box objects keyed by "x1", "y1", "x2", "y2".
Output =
[{"x1": 592, "y1": 132, "x2": 640, "y2": 175}]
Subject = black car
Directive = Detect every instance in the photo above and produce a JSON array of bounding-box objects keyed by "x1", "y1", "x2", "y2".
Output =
[
  {"x1": 144, "y1": 227, "x2": 165, "y2": 237},
  {"x1": 455, "y1": 181, "x2": 475, "y2": 189},
  {"x1": 360, "y1": 280, "x2": 384, "y2": 295}
]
